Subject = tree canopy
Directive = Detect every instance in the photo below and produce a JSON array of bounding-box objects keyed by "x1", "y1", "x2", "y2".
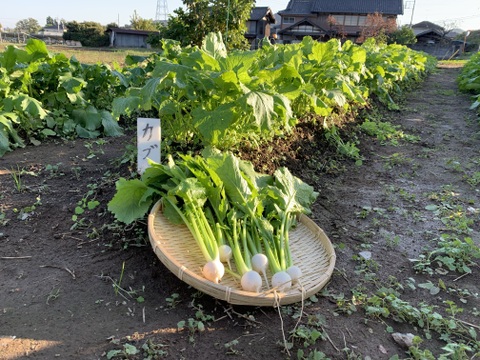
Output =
[
  {"x1": 388, "y1": 25, "x2": 417, "y2": 45},
  {"x1": 130, "y1": 11, "x2": 157, "y2": 31},
  {"x1": 152, "y1": 0, "x2": 254, "y2": 50},
  {"x1": 358, "y1": 12, "x2": 397, "y2": 44},
  {"x1": 15, "y1": 18, "x2": 41, "y2": 34}
]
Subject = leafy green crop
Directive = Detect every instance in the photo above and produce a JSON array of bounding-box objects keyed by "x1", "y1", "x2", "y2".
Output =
[
  {"x1": 0, "y1": 39, "x2": 123, "y2": 156},
  {"x1": 0, "y1": 34, "x2": 435, "y2": 157},
  {"x1": 458, "y1": 52, "x2": 480, "y2": 115},
  {"x1": 113, "y1": 33, "x2": 435, "y2": 150},
  {"x1": 108, "y1": 148, "x2": 318, "y2": 277}
]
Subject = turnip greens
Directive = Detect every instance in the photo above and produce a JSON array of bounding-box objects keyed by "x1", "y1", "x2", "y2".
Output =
[{"x1": 108, "y1": 149, "x2": 318, "y2": 292}]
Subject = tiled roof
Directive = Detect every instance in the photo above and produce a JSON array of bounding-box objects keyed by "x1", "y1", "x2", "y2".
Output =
[
  {"x1": 281, "y1": 0, "x2": 314, "y2": 14},
  {"x1": 412, "y1": 21, "x2": 444, "y2": 31},
  {"x1": 250, "y1": 7, "x2": 276, "y2": 22},
  {"x1": 280, "y1": 0, "x2": 404, "y2": 15}
]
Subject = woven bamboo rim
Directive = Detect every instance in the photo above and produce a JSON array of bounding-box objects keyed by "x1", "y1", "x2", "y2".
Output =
[{"x1": 148, "y1": 200, "x2": 336, "y2": 306}]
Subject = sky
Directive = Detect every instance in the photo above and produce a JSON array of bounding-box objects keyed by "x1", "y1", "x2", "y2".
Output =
[{"x1": 1, "y1": 0, "x2": 479, "y2": 31}]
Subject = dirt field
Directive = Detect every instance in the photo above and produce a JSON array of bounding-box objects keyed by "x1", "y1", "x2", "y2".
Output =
[{"x1": 1, "y1": 65, "x2": 479, "y2": 359}]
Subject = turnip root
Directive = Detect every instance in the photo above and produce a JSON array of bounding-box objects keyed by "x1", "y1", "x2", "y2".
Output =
[
  {"x1": 241, "y1": 270, "x2": 263, "y2": 293},
  {"x1": 271, "y1": 271, "x2": 292, "y2": 291},
  {"x1": 251, "y1": 253, "x2": 269, "y2": 288},
  {"x1": 202, "y1": 259, "x2": 225, "y2": 284},
  {"x1": 219, "y1": 244, "x2": 233, "y2": 268},
  {"x1": 286, "y1": 265, "x2": 302, "y2": 284}
]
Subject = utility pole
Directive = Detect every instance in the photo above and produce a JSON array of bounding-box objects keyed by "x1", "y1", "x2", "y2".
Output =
[
  {"x1": 409, "y1": 0, "x2": 417, "y2": 27},
  {"x1": 156, "y1": 0, "x2": 169, "y2": 22}
]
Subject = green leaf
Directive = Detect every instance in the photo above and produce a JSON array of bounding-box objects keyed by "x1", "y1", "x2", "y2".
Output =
[
  {"x1": 4, "y1": 94, "x2": 48, "y2": 119},
  {"x1": 75, "y1": 206, "x2": 85, "y2": 215},
  {"x1": 201, "y1": 32, "x2": 227, "y2": 60},
  {"x1": 25, "y1": 39, "x2": 50, "y2": 58},
  {"x1": 75, "y1": 125, "x2": 100, "y2": 139},
  {"x1": 87, "y1": 200, "x2": 100, "y2": 210},
  {"x1": 112, "y1": 95, "x2": 142, "y2": 118},
  {"x1": 72, "y1": 106, "x2": 102, "y2": 131},
  {"x1": 106, "y1": 350, "x2": 122, "y2": 359},
  {"x1": 0, "y1": 112, "x2": 24, "y2": 156},
  {"x1": 40, "y1": 128, "x2": 56, "y2": 137},
  {"x1": 99, "y1": 110, "x2": 123, "y2": 137},
  {"x1": 0, "y1": 127, "x2": 11, "y2": 157},
  {"x1": 214, "y1": 152, "x2": 255, "y2": 213},
  {"x1": 107, "y1": 178, "x2": 156, "y2": 224},
  {"x1": 192, "y1": 104, "x2": 236, "y2": 145},
  {"x1": 59, "y1": 75, "x2": 86, "y2": 94},
  {"x1": 270, "y1": 167, "x2": 319, "y2": 215},
  {"x1": 243, "y1": 90, "x2": 275, "y2": 131},
  {"x1": 123, "y1": 343, "x2": 139, "y2": 355},
  {"x1": 418, "y1": 281, "x2": 440, "y2": 295}
]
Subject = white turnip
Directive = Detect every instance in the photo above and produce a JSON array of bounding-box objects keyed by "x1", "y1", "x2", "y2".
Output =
[
  {"x1": 251, "y1": 253, "x2": 270, "y2": 288},
  {"x1": 271, "y1": 271, "x2": 292, "y2": 292},
  {"x1": 218, "y1": 244, "x2": 232, "y2": 268},
  {"x1": 241, "y1": 270, "x2": 263, "y2": 293},
  {"x1": 202, "y1": 259, "x2": 225, "y2": 284},
  {"x1": 286, "y1": 265, "x2": 302, "y2": 284}
]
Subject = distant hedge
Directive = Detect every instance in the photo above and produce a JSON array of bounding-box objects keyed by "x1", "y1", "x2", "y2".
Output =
[{"x1": 63, "y1": 21, "x2": 109, "y2": 47}]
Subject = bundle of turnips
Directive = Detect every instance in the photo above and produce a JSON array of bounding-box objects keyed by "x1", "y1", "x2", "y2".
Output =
[{"x1": 108, "y1": 148, "x2": 318, "y2": 293}]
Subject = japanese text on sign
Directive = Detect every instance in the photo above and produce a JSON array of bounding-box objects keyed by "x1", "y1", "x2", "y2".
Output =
[{"x1": 137, "y1": 118, "x2": 161, "y2": 174}]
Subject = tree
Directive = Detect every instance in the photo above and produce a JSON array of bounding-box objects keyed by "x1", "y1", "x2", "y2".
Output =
[
  {"x1": 63, "y1": 21, "x2": 109, "y2": 47},
  {"x1": 388, "y1": 25, "x2": 417, "y2": 45},
  {"x1": 130, "y1": 10, "x2": 157, "y2": 31},
  {"x1": 155, "y1": 0, "x2": 253, "y2": 50},
  {"x1": 15, "y1": 18, "x2": 41, "y2": 34},
  {"x1": 46, "y1": 16, "x2": 57, "y2": 27},
  {"x1": 358, "y1": 12, "x2": 397, "y2": 44}
]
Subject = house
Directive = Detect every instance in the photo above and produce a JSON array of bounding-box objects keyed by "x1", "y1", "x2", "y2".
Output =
[
  {"x1": 106, "y1": 27, "x2": 158, "y2": 48},
  {"x1": 34, "y1": 24, "x2": 67, "y2": 44},
  {"x1": 245, "y1": 7, "x2": 276, "y2": 49},
  {"x1": 277, "y1": 0, "x2": 404, "y2": 43},
  {"x1": 411, "y1": 21, "x2": 446, "y2": 45},
  {"x1": 409, "y1": 21, "x2": 457, "y2": 58},
  {"x1": 38, "y1": 24, "x2": 66, "y2": 37}
]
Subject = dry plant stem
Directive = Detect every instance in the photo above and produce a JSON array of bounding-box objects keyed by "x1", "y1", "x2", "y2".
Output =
[
  {"x1": 40, "y1": 265, "x2": 76, "y2": 279},
  {"x1": 1, "y1": 256, "x2": 32, "y2": 259},
  {"x1": 95, "y1": 274, "x2": 130, "y2": 302},
  {"x1": 453, "y1": 272, "x2": 470, "y2": 282},
  {"x1": 324, "y1": 327, "x2": 340, "y2": 352},
  {"x1": 227, "y1": 306, "x2": 263, "y2": 325},
  {"x1": 456, "y1": 319, "x2": 480, "y2": 330}
]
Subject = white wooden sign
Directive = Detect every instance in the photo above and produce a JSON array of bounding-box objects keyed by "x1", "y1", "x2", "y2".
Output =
[{"x1": 137, "y1": 118, "x2": 161, "y2": 174}]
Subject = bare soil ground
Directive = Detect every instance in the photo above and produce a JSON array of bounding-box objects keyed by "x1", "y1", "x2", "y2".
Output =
[{"x1": 0, "y1": 66, "x2": 479, "y2": 359}]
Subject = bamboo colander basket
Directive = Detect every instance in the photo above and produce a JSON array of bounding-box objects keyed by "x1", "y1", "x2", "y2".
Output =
[{"x1": 148, "y1": 200, "x2": 336, "y2": 306}]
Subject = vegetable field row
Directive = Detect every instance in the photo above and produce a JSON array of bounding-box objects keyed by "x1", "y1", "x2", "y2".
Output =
[
  {"x1": 0, "y1": 33, "x2": 436, "y2": 157},
  {"x1": 458, "y1": 52, "x2": 480, "y2": 115}
]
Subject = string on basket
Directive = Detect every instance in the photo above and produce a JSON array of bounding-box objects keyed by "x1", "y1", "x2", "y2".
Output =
[
  {"x1": 177, "y1": 265, "x2": 187, "y2": 280},
  {"x1": 274, "y1": 291, "x2": 291, "y2": 358},
  {"x1": 224, "y1": 286, "x2": 232, "y2": 303},
  {"x1": 291, "y1": 280, "x2": 306, "y2": 335}
]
